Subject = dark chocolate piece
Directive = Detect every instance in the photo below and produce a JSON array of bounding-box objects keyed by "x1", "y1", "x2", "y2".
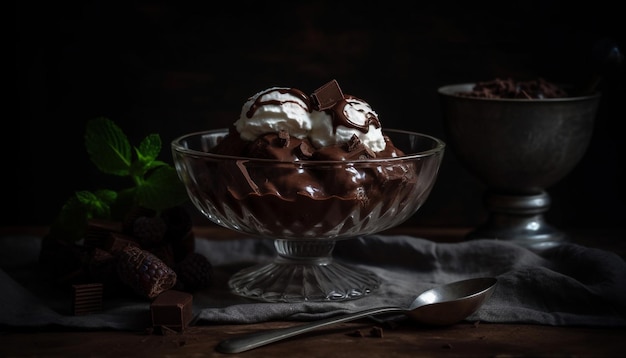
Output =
[
  {"x1": 150, "y1": 290, "x2": 193, "y2": 331},
  {"x1": 72, "y1": 283, "x2": 104, "y2": 315},
  {"x1": 297, "y1": 141, "x2": 313, "y2": 158},
  {"x1": 84, "y1": 219, "x2": 123, "y2": 249},
  {"x1": 312, "y1": 79, "x2": 344, "y2": 110},
  {"x1": 346, "y1": 134, "x2": 362, "y2": 152},
  {"x1": 369, "y1": 326, "x2": 384, "y2": 338},
  {"x1": 277, "y1": 129, "x2": 290, "y2": 147},
  {"x1": 346, "y1": 135, "x2": 376, "y2": 159},
  {"x1": 346, "y1": 330, "x2": 364, "y2": 337}
]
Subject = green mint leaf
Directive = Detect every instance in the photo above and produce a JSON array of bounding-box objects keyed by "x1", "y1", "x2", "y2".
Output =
[
  {"x1": 128, "y1": 159, "x2": 168, "y2": 182},
  {"x1": 129, "y1": 134, "x2": 163, "y2": 179},
  {"x1": 144, "y1": 160, "x2": 168, "y2": 171},
  {"x1": 85, "y1": 117, "x2": 132, "y2": 176},
  {"x1": 135, "y1": 166, "x2": 189, "y2": 211},
  {"x1": 75, "y1": 190, "x2": 112, "y2": 218},
  {"x1": 137, "y1": 133, "x2": 161, "y2": 163},
  {"x1": 51, "y1": 117, "x2": 191, "y2": 243},
  {"x1": 93, "y1": 189, "x2": 118, "y2": 205}
]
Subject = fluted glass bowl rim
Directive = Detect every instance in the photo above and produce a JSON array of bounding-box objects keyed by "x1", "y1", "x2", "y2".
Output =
[{"x1": 171, "y1": 128, "x2": 446, "y2": 163}]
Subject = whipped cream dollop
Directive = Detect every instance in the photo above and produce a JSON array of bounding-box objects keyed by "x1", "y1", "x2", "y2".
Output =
[
  {"x1": 234, "y1": 80, "x2": 387, "y2": 152},
  {"x1": 235, "y1": 87, "x2": 313, "y2": 141}
]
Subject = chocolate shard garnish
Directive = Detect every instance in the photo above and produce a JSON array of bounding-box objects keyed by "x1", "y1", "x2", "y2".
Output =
[
  {"x1": 150, "y1": 290, "x2": 193, "y2": 332},
  {"x1": 363, "y1": 146, "x2": 376, "y2": 158},
  {"x1": 297, "y1": 141, "x2": 313, "y2": 158},
  {"x1": 346, "y1": 134, "x2": 376, "y2": 159},
  {"x1": 72, "y1": 283, "x2": 104, "y2": 315},
  {"x1": 312, "y1": 79, "x2": 344, "y2": 110},
  {"x1": 277, "y1": 129, "x2": 290, "y2": 147},
  {"x1": 347, "y1": 134, "x2": 362, "y2": 152}
]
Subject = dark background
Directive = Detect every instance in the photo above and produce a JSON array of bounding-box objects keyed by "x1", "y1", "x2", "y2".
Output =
[{"x1": 12, "y1": 1, "x2": 625, "y2": 231}]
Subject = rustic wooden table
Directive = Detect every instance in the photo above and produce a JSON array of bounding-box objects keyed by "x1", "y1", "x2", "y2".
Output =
[{"x1": 1, "y1": 225, "x2": 624, "y2": 357}]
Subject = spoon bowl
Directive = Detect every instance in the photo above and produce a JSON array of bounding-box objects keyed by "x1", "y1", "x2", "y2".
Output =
[
  {"x1": 404, "y1": 277, "x2": 497, "y2": 326},
  {"x1": 216, "y1": 277, "x2": 497, "y2": 354}
]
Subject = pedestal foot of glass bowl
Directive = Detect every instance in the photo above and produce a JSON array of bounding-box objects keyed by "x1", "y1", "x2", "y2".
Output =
[
  {"x1": 228, "y1": 239, "x2": 380, "y2": 302},
  {"x1": 467, "y1": 190, "x2": 569, "y2": 251}
]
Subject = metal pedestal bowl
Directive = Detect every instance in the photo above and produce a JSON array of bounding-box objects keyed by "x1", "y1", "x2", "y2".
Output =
[{"x1": 438, "y1": 83, "x2": 601, "y2": 251}]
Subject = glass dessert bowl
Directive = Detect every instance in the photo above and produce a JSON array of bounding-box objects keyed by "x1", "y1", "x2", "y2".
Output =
[{"x1": 172, "y1": 128, "x2": 445, "y2": 302}]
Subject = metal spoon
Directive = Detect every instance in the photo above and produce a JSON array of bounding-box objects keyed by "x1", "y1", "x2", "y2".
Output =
[{"x1": 216, "y1": 277, "x2": 497, "y2": 354}]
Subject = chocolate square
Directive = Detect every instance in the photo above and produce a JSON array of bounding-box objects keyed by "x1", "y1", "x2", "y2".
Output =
[
  {"x1": 151, "y1": 290, "x2": 193, "y2": 331},
  {"x1": 84, "y1": 219, "x2": 123, "y2": 249},
  {"x1": 312, "y1": 79, "x2": 344, "y2": 110},
  {"x1": 72, "y1": 283, "x2": 104, "y2": 315}
]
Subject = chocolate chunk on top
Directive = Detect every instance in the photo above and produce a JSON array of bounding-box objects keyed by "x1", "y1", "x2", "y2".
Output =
[
  {"x1": 347, "y1": 134, "x2": 362, "y2": 152},
  {"x1": 277, "y1": 129, "x2": 290, "y2": 147},
  {"x1": 312, "y1": 79, "x2": 344, "y2": 110},
  {"x1": 297, "y1": 141, "x2": 314, "y2": 158},
  {"x1": 346, "y1": 134, "x2": 376, "y2": 158}
]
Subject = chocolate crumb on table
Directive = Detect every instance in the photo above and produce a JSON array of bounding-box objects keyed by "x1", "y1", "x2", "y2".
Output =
[
  {"x1": 346, "y1": 330, "x2": 365, "y2": 337},
  {"x1": 369, "y1": 326, "x2": 384, "y2": 338}
]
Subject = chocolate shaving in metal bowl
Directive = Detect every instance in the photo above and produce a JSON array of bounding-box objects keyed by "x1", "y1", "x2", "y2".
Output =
[{"x1": 457, "y1": 78, "x2": 568, "y2": 99}]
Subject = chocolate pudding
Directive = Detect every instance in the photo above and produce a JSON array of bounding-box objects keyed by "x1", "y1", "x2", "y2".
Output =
[{"x1": 188, "y1": 80, "x2": 424, "y2": 237}]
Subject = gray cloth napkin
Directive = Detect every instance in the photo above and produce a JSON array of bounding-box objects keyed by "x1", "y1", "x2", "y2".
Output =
[{"x1": 1, "y1": 234, "x2": 625, "y2": 331}]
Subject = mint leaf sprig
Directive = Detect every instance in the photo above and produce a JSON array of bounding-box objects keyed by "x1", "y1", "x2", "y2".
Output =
[{"x1": 49, "y1": 117, "x2": 189, "y2": 243}]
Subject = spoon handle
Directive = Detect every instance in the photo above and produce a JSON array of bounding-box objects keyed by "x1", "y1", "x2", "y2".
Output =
[{"x1": 216, "y1": 306, "x2": 404, "y2": 354}]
